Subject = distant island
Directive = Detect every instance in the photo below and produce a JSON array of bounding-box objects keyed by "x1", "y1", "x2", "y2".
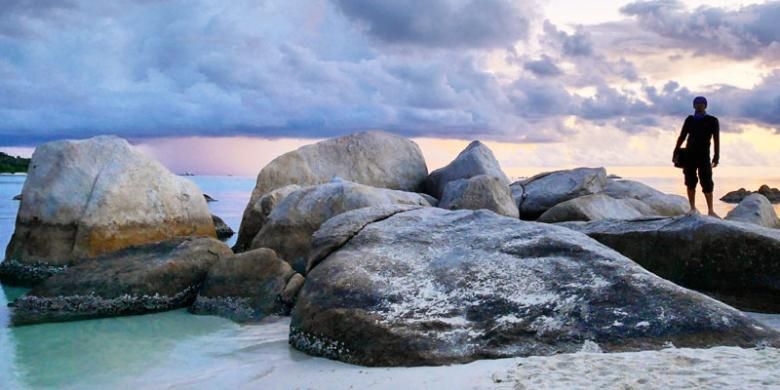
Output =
[{"x1": 0, "y1": 152, "x2": 30, "y2": 174}]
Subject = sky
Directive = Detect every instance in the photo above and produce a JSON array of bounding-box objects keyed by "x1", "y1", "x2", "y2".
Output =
[{"x1": 1, "y1": 0, "x2": 779, "y2": 176}]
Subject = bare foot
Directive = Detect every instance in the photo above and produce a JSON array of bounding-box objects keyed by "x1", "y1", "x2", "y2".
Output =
[
  {"x1": 708, "y1": 210, "x2": 720, "y2": 219},
  {"x1": 686, "y1": 208, "x2": 699, "y2": 215}
]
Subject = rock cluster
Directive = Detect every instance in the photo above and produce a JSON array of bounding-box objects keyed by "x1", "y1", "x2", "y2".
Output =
[
  {"x1": 4, "y1": 132, "x2": 779, "y2": 369},
  {"x1": 722, "y1": 185, "x2": 780, "y2": 203},
  {"x1": 236, "y1": 131, "x2": 428, "y2": 252}
]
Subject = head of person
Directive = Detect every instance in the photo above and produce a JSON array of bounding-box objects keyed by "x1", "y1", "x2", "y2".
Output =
[{"x1": 693, "y1": 96, "x2": 707, "y2": 113}]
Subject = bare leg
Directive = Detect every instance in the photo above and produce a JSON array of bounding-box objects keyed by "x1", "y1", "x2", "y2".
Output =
[
  {"x1": 686, "y1": 187, "x2": 698, "y2": 214},
  {"x1": 704, "y1": 192, "x2": 719, "y2": 218}
]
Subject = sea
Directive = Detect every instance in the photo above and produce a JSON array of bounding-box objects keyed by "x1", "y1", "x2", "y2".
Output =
[{"x1": 1, "y1": 173, "x2": 779, "y2": 389}]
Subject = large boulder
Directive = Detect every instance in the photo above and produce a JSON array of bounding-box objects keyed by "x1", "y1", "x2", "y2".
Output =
[
  {"x1": 190, "y1": 248, "x2": 303, "y2": 322},
  {"x1": 560, "y1": 215, "x2": 780, "y2": 312},
  {"x1": 438, "y1": 175, "x2": 518, "y2": 218},
  {"x1": 537, "y1": 194, "x2": 655, "y2": 223},
  {"x1": 602, "y1": 179, "x2": 689, "y2": 216},
  {"x1": 9, "y1": 237, "x2": 232, "y2": 326},
  {"x1": 233, "y1": 185, "x2": 301, "y2": 253},
  {"x1": 251, "y1": 179, "x2": 433, "y2": 273},
  {"x1": 290, "y1": 207, "x2": 779, "y2": 366},
  {"x1": 240, "y1": 131, "x2": 427, "y2": 239},
  {"x1": 725, "y1": 194, "x2": 779, "y2": 228},
  {"x1": 423, "y1": 141, "x2": 509, "y2": 199},
  {"x1": 513, "y1": 168, "x2": 608, "y2": 220},
  {"x1": 1, "y1": 136, "x2": 216, "y2": 286}
]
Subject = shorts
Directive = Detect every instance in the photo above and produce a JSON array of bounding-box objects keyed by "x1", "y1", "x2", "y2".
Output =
[{"x1": 683, "y1": 159, "x2": 714, "y2": 193}]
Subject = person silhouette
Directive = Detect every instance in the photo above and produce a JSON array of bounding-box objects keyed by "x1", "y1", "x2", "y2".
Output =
[{"x1": 674, "y1": 96, "x2": 720, "y2": 217}]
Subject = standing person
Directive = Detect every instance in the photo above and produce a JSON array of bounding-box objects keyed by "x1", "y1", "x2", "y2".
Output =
[{"x1": 674, "y1": 96, "x2": 720, "y2": 217}]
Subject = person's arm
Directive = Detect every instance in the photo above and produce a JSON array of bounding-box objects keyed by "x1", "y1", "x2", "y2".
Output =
[
  {"x1": 712, "y1": 118, "x2": 720, "y2": 167},
  {"x1": 674, "y1": 117, "x2": 690, "y2": 151}
]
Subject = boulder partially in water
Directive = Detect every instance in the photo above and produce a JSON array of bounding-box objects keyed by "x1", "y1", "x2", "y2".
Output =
[
  {"x1": 423, "y1": 141, "x2": 509, "y2": 199},
  {"x1": 560, "y1": 215, "x2": 780, "y2": 312},
  {"x1": 2, "y1": 136, "x2": 216, "y2": 286},
  {"x1": 211, "y1": 214, "x2": 235, "y2": 240},
  {"x1": 190, "y1": 248, "x2": 302, "y2": 322},
  {"x1": 757, "y1": 185, "x2": 780, "y2": 202},
  {"x1": 537, "y1": 193, "x2": 655, "y2": 223},
  {"x1": 438, "y1": 175, "x2": 518, "y2": 218},
  {"x1": 251, "y1": 179, "x2": 433, "y2": 274},
  {"x1": 722, "y1": 186, "x2": 780, "y2": 203},
  {"x1": 10, "y1": 237, "x2": 232, "y2": 326},
  {"x1": 290, "y1": 207, "x2": 779, "y2": 366},
  {"x1": 725, "y1": 193, "x2": 779, "y2": 228},
  {"x1": 513, "y1": 168, "x2": 608, "y2": 220}
]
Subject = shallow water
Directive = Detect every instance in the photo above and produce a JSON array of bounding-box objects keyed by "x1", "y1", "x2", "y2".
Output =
[
  {"x1": 1, "y1": 173, "x2": 779, "y2": 389},
  {"x1": 631, "y1": 175, "x2": 780, "y2": 218}
]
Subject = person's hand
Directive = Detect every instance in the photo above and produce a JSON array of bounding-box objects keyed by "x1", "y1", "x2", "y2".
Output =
[{"x1": 712, "y1": 161, "x2": 719, "y2": 168}]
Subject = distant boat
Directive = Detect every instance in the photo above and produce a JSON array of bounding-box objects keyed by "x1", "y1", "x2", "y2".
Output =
[{"x1": 180, "y1": 172, "x2": 196, "y2": 176}]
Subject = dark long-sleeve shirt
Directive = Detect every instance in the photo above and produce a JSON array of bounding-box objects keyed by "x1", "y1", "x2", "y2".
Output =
[{"x1": 675, "y1": 114, "x2": 720, "y2": 164}]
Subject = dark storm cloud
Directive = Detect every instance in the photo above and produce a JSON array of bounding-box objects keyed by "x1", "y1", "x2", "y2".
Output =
[
  {"x1": 523, "y1": 56, "x2": 563, "y2": 77},
  {"x1": 542, "y1": 21, "x2": 594, "y2": 57},
  {"x1": 621, "y1": 0, "x2": 780, "y2": 60},
  {"x1": 332, "y1": 0, "x2": 533, "y2": 49},
  {"x1": 0, "y1": 0, "x2": 778, "y2": 147}
]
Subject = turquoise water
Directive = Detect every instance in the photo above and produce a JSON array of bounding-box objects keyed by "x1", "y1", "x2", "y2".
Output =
[
  {"x1": 0, "y1": 174, "x2": 779, "y2": 389},
  {"x1": 0, "y1": 175, "x2": 256, "y2": 389}
]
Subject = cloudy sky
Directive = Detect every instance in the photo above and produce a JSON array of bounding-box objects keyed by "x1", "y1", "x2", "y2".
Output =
[{"x1": 2, "y1": 0, "x2": 779, "y2": 176}]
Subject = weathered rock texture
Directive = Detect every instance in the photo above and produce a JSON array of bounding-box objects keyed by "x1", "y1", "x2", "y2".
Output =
[
  {"x1": 602, "y1": 179, "x2": 689, "y2": 217},
  {"x1": 290, "y1": 207, "x2": 778, "y2": 366},
  {"x1": 725, "y1": 194, "x2": 779, "y2": 228},
  {"x1": 2, "y1": 136, "x2": 216, "y2": 286},
  {"x1": 251, "y1": 179, "x2": 433, "y2": 273},
  {"x1": 423, "y1": 141, "x2": 509, "y2": 199},
  {"x1": 306, "y1": 204, "x2": 425, "y2": 273},
  {"x1": 513, "y1": 168, "x2": 608, "y2": 220},
  {"x1": 10, "y1": 237, "x2": 232, "y2": 326},
  {"x1": 190, "y1": 248, "x2": 302, "y2": 322},
  {"x1": 438, "y1": 175, "x2": 519, "y2": 218},
  {"x1": 234, "y1": 185, "x2": 301, "y2": 253},
  {"x1": 560, "y1": 215, "x2": 780, "y2": 312},
  {"x1": 537, "y1": 194, "x2": 655, "y2": 223}
]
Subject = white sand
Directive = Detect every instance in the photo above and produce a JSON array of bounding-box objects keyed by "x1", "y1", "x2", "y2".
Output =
[{"x1": 124, "y1": 314, "x2": 780, "y2": 390}]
